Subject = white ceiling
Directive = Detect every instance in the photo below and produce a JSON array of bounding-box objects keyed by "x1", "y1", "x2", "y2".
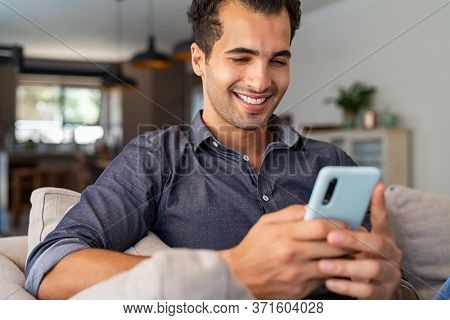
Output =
[{"x1": 0, "y1": 0, "x2": 339, "y2": 62}]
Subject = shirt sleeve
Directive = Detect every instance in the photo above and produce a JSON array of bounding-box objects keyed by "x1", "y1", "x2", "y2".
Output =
[{"x1": 24, "y1": 133, "x2": 168, "y2": 297}]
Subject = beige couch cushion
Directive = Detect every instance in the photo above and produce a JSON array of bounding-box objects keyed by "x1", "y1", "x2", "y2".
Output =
[
  {"x1": 0, "y1": 236, "x2": 28, "y2": 272},
  {"x1": 385, "y1": 185, "x2": 450, "y2": 299},
  {"x1": 0, "y1": 253, "x2": 35, "y2": 300},
  {"x1": 28, "y1": 188, "x2": 81, "y2": 257}
]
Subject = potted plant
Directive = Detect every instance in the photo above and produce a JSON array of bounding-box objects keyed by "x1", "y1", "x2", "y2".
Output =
[{"x1": 325, "y1": 82, "x2": 377, "y2": 128}]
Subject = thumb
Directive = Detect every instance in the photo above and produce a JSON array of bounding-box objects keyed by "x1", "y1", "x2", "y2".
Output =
[
  {"x1": 262, "y1": 204, "x2": 305, "y2": 224},
  {"x1": 370, "y1": 183, "x2": 392, "y2": 235}
]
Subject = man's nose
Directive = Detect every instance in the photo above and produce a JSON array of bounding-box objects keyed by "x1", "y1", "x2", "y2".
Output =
[{"x1": 245, "y1": 62, "x2": 272, "y2": 93}]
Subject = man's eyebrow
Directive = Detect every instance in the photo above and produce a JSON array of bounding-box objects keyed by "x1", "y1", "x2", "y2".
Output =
[
  {"x1": 224, "y1": 47, "x2": 291, "y2": 59},
  {"x1": 225, "y1": 47, "x2": 259, "y2": 55},
  {"x1": 273, "y1": 50, "x2": 291, "y2": 58}
]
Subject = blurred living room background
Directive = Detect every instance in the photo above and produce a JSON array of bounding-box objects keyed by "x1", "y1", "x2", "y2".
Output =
[{"x1": 0, "y1": 0, "x2": 449, "y2": 236}]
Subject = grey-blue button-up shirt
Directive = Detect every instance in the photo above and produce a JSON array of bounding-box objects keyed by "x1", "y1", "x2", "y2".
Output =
[{"x1": 25, "y1": 111, "x2": 363, "y2": 298}]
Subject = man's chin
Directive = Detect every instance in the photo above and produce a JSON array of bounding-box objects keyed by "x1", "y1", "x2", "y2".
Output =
[
  {"x1": 239, "y1": 125, "x2": 262, "y2": 131},
  {"x1": 232, "y1": 115, "x2": 268, "y2": 131}
]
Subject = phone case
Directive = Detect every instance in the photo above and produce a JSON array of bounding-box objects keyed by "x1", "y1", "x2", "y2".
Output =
[{"x1": 304, "y1": 166, "x2": 381, "y2": 230}]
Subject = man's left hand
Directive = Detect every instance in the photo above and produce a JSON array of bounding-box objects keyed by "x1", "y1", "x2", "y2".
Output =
[{"x1": 317, "y1": 183, "x2": 403, "y2": 299}]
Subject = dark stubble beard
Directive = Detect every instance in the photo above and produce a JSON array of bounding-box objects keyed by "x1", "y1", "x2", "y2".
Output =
[{"x1": 223, "y1": 86, "x2": 280, "y2": 131}]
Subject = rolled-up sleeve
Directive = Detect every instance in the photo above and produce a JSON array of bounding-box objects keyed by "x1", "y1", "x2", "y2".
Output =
[
  {"x1": 25, "y1": 239, "x2": 90, "y2": 296},
  {"x1": 24, "y1": 133, "x2": 168, "y2": 297}
]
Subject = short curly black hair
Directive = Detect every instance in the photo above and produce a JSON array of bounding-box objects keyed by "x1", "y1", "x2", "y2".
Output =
[{"x1": 187, "y1": 0, "x2": 301, "y2": 61}]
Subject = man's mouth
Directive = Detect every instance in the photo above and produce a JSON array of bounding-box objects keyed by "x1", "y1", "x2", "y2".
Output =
[{"x1": 233, "y1": 92, "x2": 271, "y2": 106}]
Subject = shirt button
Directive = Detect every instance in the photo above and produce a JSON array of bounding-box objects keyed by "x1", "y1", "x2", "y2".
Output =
[
  {"x1": 262, "y1": 195, "x2": 270, "y2": 202},
  {"x1": 243, "y1": 155, "x2": 250, "y2": 162},
  {"x1": 212, "y1": 141, "x2": 219, "y2": 148}
]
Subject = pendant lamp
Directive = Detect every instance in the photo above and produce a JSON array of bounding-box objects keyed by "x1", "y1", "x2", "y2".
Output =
[
  {"x1": 130, "y1": 0, "x2": 171, "y2": 70},
  {"x1": 103, "y1": 0, "x2": 136, "y2": 88}
]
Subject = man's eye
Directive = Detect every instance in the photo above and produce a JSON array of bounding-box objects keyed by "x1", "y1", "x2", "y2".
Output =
[
  {"x1": 271, "y1": 59, "x2": 288, "y2": 66},
  {"x1": 230, "y1": 57, "x2": 250, "y2": 63}
]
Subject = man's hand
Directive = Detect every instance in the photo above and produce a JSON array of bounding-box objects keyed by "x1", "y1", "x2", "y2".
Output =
[
  {"x1": 219, "y1": 205, "x2": 353, "y2": 299},
  {"x1": 317, "y1": 183, "x2": 403, "y2": 299}
]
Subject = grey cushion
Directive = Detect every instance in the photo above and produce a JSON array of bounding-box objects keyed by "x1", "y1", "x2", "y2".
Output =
[{"x1": 385, "y1": 185, "x2": 450, "y2": 299}]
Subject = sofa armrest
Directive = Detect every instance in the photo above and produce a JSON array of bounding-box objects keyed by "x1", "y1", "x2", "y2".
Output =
[
  {"x1": 0, "y1": 236, "x2": 28, "y2": 272},
  {"x1": 0, "y1": 253, "x2": 35, "y2": 300}
]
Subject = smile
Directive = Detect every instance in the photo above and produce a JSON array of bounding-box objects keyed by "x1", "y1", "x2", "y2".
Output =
[{"x1": 234, "y1": 92, "x2": 270, "y2": 105}]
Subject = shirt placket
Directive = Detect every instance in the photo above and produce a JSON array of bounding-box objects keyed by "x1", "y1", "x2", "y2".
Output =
[
  {"x1": 256, "y1": 144, "x2": 286, "y2": 213},
  {"x1": 239, "y1": 153, "x2": 276, "y2": 213},
  {"x1": 210, "y1": 138, "x2": 274, "y2": 211}
]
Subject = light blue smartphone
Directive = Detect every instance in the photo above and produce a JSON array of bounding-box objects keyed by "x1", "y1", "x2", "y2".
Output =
[{"x1": 304, "y1": 166, "x2": 381, "y2": 230}]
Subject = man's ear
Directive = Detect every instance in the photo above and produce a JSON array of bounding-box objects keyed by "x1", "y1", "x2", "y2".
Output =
[{"x1": 191, "y1": 43, "x2": 205, "y2": 77}]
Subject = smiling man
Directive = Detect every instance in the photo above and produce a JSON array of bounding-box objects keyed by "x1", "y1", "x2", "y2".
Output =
[
  {"x1": 191, "y1": 0, "x2": 293, "y2": 171},
  {"x1": 25, "y1": 0, "x2": 411, "y2": 300}
]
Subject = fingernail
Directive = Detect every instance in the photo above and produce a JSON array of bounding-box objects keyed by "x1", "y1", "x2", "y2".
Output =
[
  {"x1": 319, "y1": 260, "x2": 336, "y2": 272},
  {"x1": 328, "y1": 231, "x2": 344, "y2": 243}
]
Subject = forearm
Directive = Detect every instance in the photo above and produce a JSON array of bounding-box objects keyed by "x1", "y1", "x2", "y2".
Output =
[{"x1": 37, "y1": 248, "x2": 148, "y2": 300}]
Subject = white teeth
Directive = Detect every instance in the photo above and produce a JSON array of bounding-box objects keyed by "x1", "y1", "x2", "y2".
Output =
[{"x1": 236, "y1": 93, "x2": 267, "y2": 105}]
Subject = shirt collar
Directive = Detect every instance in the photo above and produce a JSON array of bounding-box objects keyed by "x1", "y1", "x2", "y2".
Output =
[
  {"x1": 189, "y1": 110, "x2": 304, "y2": 151},
  {"x1": 190, "y1": 111, "x2": 214, "y2": 151},
  {"x1": 267, "y1": 114, "x2": 304, "y2": 150}
]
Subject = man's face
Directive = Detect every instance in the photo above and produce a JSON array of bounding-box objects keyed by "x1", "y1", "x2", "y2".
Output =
[{"x1": 192, "y1": 1, "x2": 292, "y2": 130}]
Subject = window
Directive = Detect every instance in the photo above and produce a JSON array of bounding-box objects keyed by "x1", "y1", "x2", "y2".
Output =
[{"x1": 15, "y1": 75, "x2": 104, "y2": 144}]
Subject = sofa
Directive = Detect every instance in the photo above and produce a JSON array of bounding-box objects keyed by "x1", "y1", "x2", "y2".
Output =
[{"x1": 1, "y1": 185, "x2": 449, "y2": 300}]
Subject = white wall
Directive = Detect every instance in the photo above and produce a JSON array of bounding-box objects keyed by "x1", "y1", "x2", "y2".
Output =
[{"x1": 279, "y1": 0, "x2": 450, "y2": 195}]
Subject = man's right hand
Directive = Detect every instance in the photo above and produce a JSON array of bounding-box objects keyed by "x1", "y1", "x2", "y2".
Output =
[{"x1": 219, "y1": 205, "x2": 352, "y2": 299}]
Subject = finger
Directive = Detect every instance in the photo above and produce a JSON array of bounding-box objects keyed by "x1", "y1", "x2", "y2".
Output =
[
  {"x1": 326, "y1": 230, "x2": 401, "y2": 262},
  {"x1": 261, "y1": 205, "x2": 305, "y2": 224},
  {"x1": 293, "y1": 241, "x2": 354, "y2": 260},
  {"x1": 370, "y1": 183, "x2": 393, "y2": 236},
  {"x1": 325, "y1": 279, "x2": 383, "y2": 299},
  {"x1": 318, "y1": 258, "x2": 399, "y2": 283},
  {"x1": 288, "y1": 261, "x2": 349, "y2": 282},
  {"x1": 292, "y1": 219, "x2": 349, "y2": 241}
]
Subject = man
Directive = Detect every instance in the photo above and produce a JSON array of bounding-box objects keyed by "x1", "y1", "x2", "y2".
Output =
[{"x1": 25, "y1": 0, "x2": 407, "y2": 299}]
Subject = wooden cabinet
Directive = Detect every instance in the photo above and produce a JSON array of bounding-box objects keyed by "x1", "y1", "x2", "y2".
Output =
[{"x1": 309, "y1": 128, "x2": 411, "y2": 187}]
